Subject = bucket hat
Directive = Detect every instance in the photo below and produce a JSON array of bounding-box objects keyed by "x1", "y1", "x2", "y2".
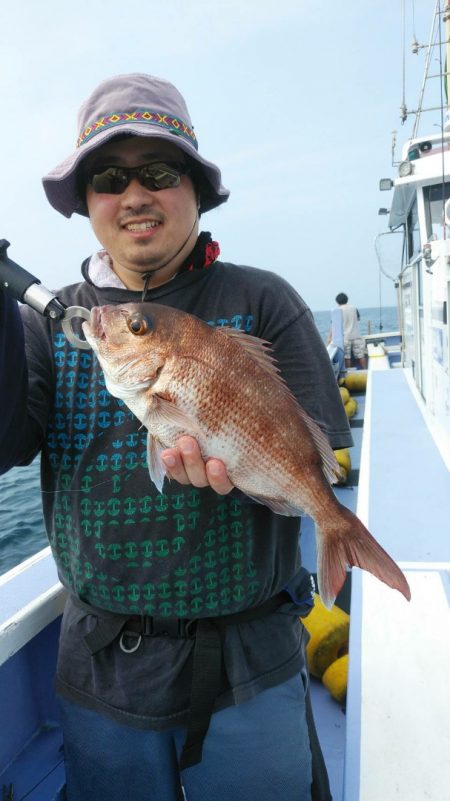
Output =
[{"x1": 42, "y1": 73, "x2": 230, "y2": 217}]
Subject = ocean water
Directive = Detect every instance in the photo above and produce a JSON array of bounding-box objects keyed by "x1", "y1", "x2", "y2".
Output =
[
  {"x1": 0, "y1": 458, "x2": 47, "y2": 574},
  {"x1": 0, "y1": 305, "x2": 399, "y2": 576},
  {"x1": 313, "y1": 305, "x2": 399, "y2": 342}
]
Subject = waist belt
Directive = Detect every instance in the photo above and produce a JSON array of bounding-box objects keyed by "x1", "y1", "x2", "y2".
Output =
[{"x1": 71, "y1": 592, "x2": 288, "y2": 770}]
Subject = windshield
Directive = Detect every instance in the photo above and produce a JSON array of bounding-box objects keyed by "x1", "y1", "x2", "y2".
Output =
[{"x1": 423, "y1": 182, "x2": 450, "y2": 240}]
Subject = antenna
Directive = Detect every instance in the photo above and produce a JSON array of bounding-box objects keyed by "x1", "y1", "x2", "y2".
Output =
[
  {"x1": 411, "y1": 0, "x2": 442, "y2": 138},
  {"x1": 391, "y1": 130, "x2": 398, "y2": 166}
]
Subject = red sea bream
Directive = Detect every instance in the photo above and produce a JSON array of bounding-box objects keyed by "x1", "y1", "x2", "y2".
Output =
[{"x1": 83, "y1": 302, "x2": 411, "y2": 609}]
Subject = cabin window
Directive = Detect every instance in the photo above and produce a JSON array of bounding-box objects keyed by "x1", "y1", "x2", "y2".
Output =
[
  {"x1": 423, "y1": 182, "x2": 450, "y2": 240},
  {"x1": 406, "y1": 198, "x2": 420, "y2": 260}
]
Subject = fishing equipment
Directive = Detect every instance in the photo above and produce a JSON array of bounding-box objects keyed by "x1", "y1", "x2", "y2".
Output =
[
  {"x1": 0, "y1": 240, "x2": 91, "y2": 349},
  {"x1": 302, "y1": 594, "x2": 349, "y2": 679},
  {"x1": 322, "y1": 654, "x2": 348, "y2": 705},
  {"x1": 344, "y1": 397, "x2": 358, "y2": 419},
  {"x1": 342, "y1": 371, "x2": 368, "y2": 392},
  {"x1": 333, "y1": 448, "x2": 351, "y2": 484},
  {"x1": 339, "y1": 387, "x2": 351, "y2": 404}
]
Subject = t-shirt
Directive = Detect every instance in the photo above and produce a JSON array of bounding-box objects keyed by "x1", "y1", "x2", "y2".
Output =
[
  {"x1": 340, "y1": 304, "x2": 361, "y2": 341},
  {"x1": 1, "y1": 258, "x2": 352, "y2": 728}
]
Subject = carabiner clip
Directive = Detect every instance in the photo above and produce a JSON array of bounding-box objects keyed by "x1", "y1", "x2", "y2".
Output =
[
  {"x1": 119, "y1": 630, "x2": 143, "y2": 654},
  {"x1": 61, "y1": 306, "x2": 92, "y2": 350}
]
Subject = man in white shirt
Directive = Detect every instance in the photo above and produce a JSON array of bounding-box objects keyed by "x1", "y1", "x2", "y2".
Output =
[{"x1": 335, "y1": 293, "x2": 367, "y2": 369}]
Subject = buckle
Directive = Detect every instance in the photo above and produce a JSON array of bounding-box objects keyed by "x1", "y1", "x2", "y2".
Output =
[
  {"x1": 119, "y1": 630, "x2": 142, "y2": 653},
  {"x1": 118, "y1": 616, "x2": 197, "y2": 651},
  {"x1": 142, "y1": 616, "x2": 153, "y2": 636},
  {"x1": 148, "y1": 617, "x2": 197, "y2": 638},
  {"x1": 183, "y1": 619, "x2": 198, "y2": 638}
]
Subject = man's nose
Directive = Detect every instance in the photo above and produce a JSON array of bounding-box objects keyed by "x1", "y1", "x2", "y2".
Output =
[{"x1": 120, "y1": 176, "x2": 155, "y2": 207}]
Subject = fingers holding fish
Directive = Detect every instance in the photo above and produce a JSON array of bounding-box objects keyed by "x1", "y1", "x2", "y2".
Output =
[
  {"x1": 205, "y1": 457, "x2": 234, "y2": 494},
  {"x1": 161, "y1": 438, "x2": 204, "y2": 485},
  {"x1": 161, "y1": 436, "x2": 234, "y2": 495}
]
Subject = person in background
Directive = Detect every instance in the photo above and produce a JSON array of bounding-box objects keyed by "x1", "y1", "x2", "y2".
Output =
[
  {"x1": 0, "y1": 73, "x2": 352, "y2": 801},
  {"x1": 334, "y1": 292, "x2": 367, "y2": 369}
]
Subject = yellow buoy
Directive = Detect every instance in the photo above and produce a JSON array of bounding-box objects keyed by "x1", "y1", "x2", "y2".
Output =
[
  {"x1": 322, "y1": 654, "x2": 349, "y2": 704},
  {"x1": 302, "y1": 595, "x2": 350, "y2": 678},
  {"x1": 344, "y1": 397, "x2": 358, "y2": 418},
  {"x1": 333, "y1": 448, "x2": 351, "y2": 484},
  {"x1": 343, "y1": 372, "x2": 367, "y2": 392},
  {"x1": 339, "y1": 386, "x2": 350, "y2": 405}
]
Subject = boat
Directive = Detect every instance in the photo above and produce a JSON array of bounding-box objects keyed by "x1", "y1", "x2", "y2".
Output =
[{"x1": 1, "y1": 5, "x2": 450, "y2": 798}]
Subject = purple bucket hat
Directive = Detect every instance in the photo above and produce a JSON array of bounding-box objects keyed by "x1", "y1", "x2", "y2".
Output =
[{"x1": 42, "y1": 73, "x2": 230, "y2": 217}]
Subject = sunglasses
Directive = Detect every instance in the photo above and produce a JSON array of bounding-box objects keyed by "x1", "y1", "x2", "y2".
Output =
[{"x1": 84, "y1": 161, "x2": 188, "y2": 195}]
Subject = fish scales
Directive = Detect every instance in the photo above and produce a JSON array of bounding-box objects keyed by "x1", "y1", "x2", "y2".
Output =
[
  {"x1": 83, "y1": 302, "x2": 411, "y2": 609},
  {"x1": 136, "y1": 313, "x2": 306, "y2": 487},
  {"x1": 156, "y1": 325, "x2": 322, "y2": 503}
]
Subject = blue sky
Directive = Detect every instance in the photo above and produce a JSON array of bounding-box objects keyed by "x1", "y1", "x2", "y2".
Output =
[{"x1": 0, "y1": 1, "x2": 437, "y2": 311}]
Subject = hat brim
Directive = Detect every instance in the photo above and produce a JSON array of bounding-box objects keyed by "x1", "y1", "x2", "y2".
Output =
[{"x1": 42, "y1": 124, "x2": 229, "y2": 217}]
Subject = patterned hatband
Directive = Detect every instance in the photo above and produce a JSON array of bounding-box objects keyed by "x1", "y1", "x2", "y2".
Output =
[{"x1": 77, "y1": 109, "x2": 198, "y2": 150}]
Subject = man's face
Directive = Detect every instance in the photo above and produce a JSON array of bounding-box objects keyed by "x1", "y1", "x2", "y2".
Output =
[{"x1": 83, "y1": 137, "x2": 199, "y2": 289}]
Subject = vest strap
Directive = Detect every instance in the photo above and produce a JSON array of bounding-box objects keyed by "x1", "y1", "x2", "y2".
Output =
[{"x1": 70, "y1": 592, "x2": 288, "y2": 768}]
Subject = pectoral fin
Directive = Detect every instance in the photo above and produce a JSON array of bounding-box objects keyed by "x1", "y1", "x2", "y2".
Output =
[
  {"x1": 146, "y1": 434, "x2": 167, "y2": 494},
  {"x1": 143, "y1": 396, "x2": 202, "y2": 492},
  {"x1": 142, "y1": 396, "x2": 202, "y2": 442}
]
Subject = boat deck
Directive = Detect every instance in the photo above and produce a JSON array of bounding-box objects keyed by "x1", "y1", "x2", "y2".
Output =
[
  {"x1": 303, "y1": 390, "x2": 365, "y2": 801},
  {"x1": 346, "y1": 369, "x2": 450, "y2": 801},
  {"x1": 305, "y1": 368, "x2": 450, "y2": 800}
]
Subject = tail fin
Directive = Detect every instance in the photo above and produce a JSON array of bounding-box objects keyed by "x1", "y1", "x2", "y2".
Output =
[{"x1": 316, "y1": 505, "x2": 411, "y2": 609}]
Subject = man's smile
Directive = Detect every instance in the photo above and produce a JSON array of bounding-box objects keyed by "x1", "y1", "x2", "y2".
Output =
[{"x1": 125, "y1": 221, "x2": 161, "y2": 232}]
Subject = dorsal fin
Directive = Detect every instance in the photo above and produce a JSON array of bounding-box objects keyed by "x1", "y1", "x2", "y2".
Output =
[
  {"x1": 216, "y1": 327, "x2": 286, "y2": 388},
  {"x1": 218, "y1": 327, "x2": 341, "y2": 485},
  {"x1": 296, "y1": 407, "x2": 341, "y2": 484}
]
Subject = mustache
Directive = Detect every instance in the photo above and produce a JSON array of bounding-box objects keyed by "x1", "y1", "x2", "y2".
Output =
[{"x1": 119, "y1": 208, "x2": 163, "y2": 226}]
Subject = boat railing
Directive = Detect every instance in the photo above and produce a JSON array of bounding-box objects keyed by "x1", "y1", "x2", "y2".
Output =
[{"x1": 0, "y1": 546, "x2": 66, "y2": 668}]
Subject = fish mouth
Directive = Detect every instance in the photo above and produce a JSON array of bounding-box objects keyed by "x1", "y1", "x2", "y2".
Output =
[{"x1": 86, "y1": 306, "x2": 107, "y2": 340}]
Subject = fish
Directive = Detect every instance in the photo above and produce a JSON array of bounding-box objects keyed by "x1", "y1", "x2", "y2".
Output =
[{"x1": 82, "y1": 302, "x2": 411, "y2": 609}]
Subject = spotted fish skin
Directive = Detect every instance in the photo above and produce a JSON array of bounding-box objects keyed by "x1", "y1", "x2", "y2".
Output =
[{"x1": 83, "y1": 302, "x2": 411, "y2": 608}]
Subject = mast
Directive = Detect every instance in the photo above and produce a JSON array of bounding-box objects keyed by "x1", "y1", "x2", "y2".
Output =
[
  {"x1": 446, "y1": 0, "x2": 450, "y2": 110},
  {"x1": 443, "y1": 0, "x2": 450, "y2": 129},
  {"x1": 412, "y1": 1, "x2": 440, "y2": 138}
]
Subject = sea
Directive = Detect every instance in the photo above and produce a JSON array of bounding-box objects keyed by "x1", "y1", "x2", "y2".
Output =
[{"x1": 0, "y1": 305, "x2": 398, "y2": 576}]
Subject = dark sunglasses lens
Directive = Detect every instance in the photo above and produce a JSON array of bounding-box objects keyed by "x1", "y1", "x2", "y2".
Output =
[
  {"x1": 90, "y1": 168, "x2": 128, "y2": 194},
  {"x1": 87, "y1": 163, "x2": 185, "y2": 194},
  {"x1": 140, "y1": 164, "x2": 182, "y2": 191}
]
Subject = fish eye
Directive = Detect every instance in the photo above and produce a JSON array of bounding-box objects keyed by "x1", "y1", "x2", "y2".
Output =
[{"x1": 126, "y1": 314, "x2": 152, "y2": 336}]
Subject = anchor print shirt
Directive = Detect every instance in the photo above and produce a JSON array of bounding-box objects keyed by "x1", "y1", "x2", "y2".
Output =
[{"x1": 0, "y1": 259, "x2": 352, "y2": 727}]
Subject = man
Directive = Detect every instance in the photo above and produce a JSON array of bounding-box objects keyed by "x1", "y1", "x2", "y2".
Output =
[
  {"x1": 0, "y1": 74, "x2": 352, "y2": 801},
  {"x1": 334, "y1": 292, "x2": 367, "y2": 369}
]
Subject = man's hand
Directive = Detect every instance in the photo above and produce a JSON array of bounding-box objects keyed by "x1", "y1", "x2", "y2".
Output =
[{"x1": 161, "y1": 436, "x2": 233, "y2": 495}]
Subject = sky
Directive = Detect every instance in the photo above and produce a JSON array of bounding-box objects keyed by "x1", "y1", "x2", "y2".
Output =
[{"x1": 0, "y1": 0, "x2": 439, "y2": 312}]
